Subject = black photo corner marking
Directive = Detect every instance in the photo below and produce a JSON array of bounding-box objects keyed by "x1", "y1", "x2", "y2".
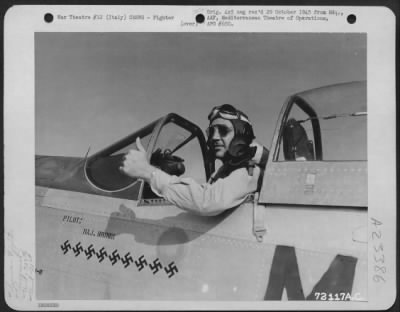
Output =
[
  {"x1": 44, "y1": 13, "x2": 54, "y2": 23},
  {"x1": 195, "y1": 14, "x2": 205, "y2": 24},
  {"x1": 347, "y1": 14, "x2": 356, "y2": 24}
]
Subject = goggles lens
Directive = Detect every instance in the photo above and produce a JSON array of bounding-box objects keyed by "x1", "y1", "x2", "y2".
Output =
[
  {"x1": 206, "y1": 125, "x2": 232, "y2": 138},
  {"x1": 208, "y1": 105, "x2": 250, "y2": 123}
]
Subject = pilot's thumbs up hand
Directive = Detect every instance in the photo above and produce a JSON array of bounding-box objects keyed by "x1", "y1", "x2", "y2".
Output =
[
  {"x1": 120, "y1": 137, "x2": 155, "y2": 182},
  {"x1": 136, "y1": 137, "x2": 146, "y2": 152}
]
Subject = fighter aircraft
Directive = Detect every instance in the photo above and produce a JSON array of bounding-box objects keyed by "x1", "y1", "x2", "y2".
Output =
[{"x1": 35, "y1": 81, "x2": 367, "y2": 300}]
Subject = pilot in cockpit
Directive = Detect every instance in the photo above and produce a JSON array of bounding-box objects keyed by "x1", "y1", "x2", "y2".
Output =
[{"x1": 120, "y1": 104, "x2": 269, "y2": 216}]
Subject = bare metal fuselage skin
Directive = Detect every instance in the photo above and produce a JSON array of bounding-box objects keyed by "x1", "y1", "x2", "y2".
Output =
[{"x1": 35, "y1": 82, "x2": 367, "y2": 300}]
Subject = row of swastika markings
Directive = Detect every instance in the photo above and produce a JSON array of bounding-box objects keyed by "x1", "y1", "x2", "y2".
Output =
[{"x1": 60, "y1": 240, "x2": 178, "y2": 278}]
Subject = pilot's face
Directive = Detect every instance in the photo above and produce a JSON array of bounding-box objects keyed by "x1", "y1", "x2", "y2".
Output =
[{"x1": 208, "y1": 118, "x2": 235, "y2": 159}]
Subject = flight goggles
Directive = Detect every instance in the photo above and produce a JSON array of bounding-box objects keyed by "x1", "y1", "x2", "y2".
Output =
[
  {"x1": 208, "y1": 104, "x2": 251, "y2": 124},
  {"x1": 206, "y1": 124, "x2": 233, "y2": 139}
]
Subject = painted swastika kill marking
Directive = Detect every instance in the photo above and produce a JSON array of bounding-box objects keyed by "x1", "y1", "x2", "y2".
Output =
[
  {"x1": 109, "y1": 249, "x2": 121, "y2": 266},
  {"x1": 135, "y1": 255, "x2": 148, "y2": 271},
  {"x1": 73, "y1": 242, "x2": 84, "y2": 257},
  {"x1": 60, "y1": 240, "x2": 72, "y2": 254},
  {"x1": 164, "y1": 262, "x2": 179, "y2": 278},
  {"x1": 60, "y1": 241, "x2": 178, "y2": 277},
  {"x1": 96, "y1": 247, "x2": 108, "y2": 263},
  {"x1": 149, "y1": 258, "x2": 163, "y2": 274},
  {"x1": 85, "y1": 244, "x2": 96, "y2": 260},
  {"x1": 121, "y1": 252, "x2": 133, "y2": 268}
]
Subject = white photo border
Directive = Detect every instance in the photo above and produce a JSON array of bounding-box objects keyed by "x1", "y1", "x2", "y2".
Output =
[{"x1": 4, "y1": 5, "x2": 396, "y2": 310}]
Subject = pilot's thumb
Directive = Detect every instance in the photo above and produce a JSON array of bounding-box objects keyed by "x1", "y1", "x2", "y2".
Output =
[{"x1": 136, "y1": 137, "x2": 146, "y2": 152}]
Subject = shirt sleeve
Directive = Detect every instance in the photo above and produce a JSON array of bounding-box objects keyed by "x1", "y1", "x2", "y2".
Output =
[{"x1": 149, "y1": 167, "x2": 260, "y2": 216}]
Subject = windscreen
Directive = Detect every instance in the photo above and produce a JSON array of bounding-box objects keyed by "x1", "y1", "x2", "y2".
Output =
[
  {"x1": 278, "y1": 81, "x2": 367, "y2": 161},
  {"x1": 85, "y1": 120, "x2": 157, "y2": 193}
]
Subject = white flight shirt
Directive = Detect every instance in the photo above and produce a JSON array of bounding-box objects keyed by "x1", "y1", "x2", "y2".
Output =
[{"x1": 149, "y1": 142, "x2": 264, "y2": 216}]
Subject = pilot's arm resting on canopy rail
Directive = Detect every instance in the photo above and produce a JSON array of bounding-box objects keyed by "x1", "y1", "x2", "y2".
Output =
[{"x1": 149, "y1": 143, "x2": 263, "y2": 216}]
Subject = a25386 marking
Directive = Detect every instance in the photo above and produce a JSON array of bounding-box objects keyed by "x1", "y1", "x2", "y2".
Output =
[{"x1": 371, "y1": 217, "x2": 386, "y2": 283}]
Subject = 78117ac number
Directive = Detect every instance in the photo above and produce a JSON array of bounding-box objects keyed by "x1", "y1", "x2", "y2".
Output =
[{"x1": 314, "y1": 292, "x2": 361, "y2": 301}]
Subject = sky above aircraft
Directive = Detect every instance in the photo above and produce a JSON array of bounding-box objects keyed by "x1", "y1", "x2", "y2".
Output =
[{"x1": 35, "y1": 32, "x2": 366, "y2": 157}]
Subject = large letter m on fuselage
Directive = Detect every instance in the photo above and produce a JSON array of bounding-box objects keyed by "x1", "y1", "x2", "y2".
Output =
[{"x1": 264, "y1": 245, "x2": 357, "y2": 300}]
